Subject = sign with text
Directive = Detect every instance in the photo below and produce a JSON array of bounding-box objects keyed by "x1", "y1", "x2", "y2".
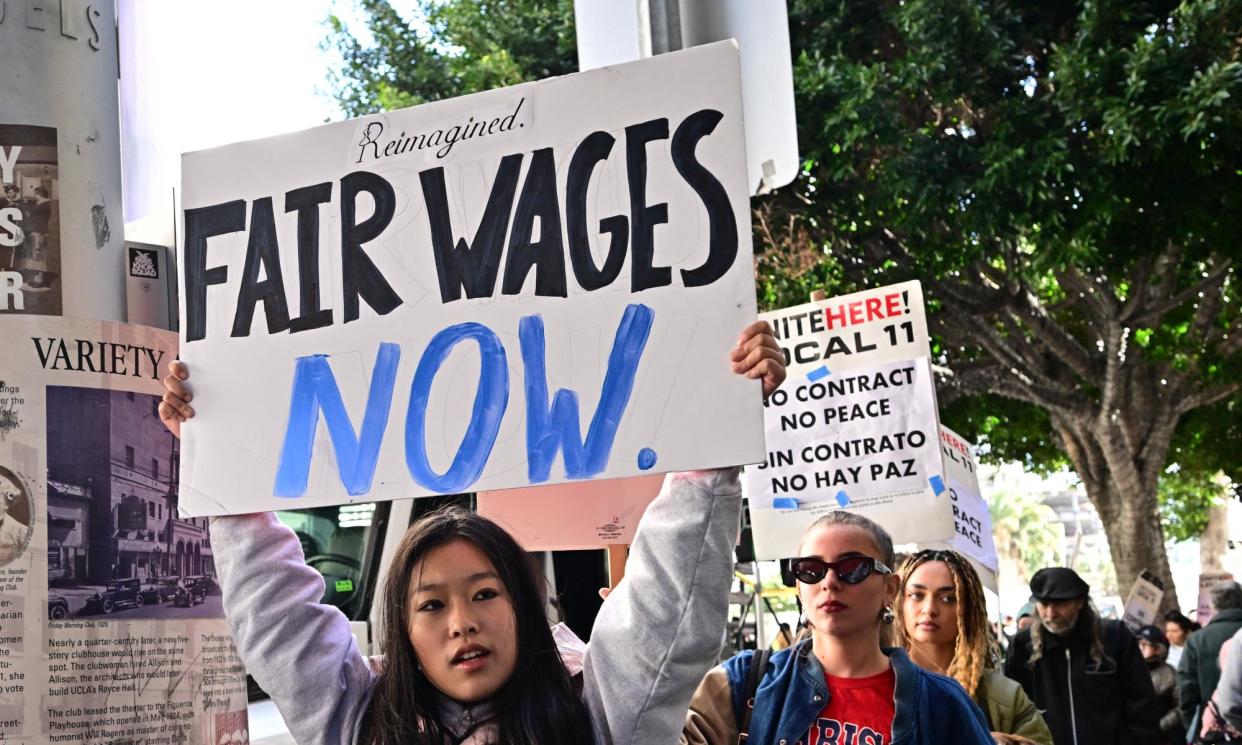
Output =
[
  {"x1": 922, "y1": 427, "x2": 999, "y2": 592},
  {"x1": 0, "y1": 316, "x2": 248, "y2": 744},
  {"x1": 177, "y1": 42, "x2": 763, "y2": 515},
  {"x1": 745, "y1": 282, "x2": 952, "y2": 558},
  {"x1": 1122, "y1": 570, "x2": 1165, "y2": 632},
  {"x1": 477, "y1": 474, "x2": 664, "y2": 550},
  {"x1": 1198, "y1": 571, "x2": 1234, "y2": 625}
]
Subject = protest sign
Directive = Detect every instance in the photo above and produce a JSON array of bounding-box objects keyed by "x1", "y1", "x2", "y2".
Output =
[
  {"x1": 745, "y1": 282, "x2": 952, "y2": 558},
  {"x1": 477, "y1": 474, "x2": 664, "y2": 550},
  {"x1": 920, "y1": 427, "x2": 999, "y2": 592},
  {"x1": 178, "y1": 41, "x2": 763, "y2": 516},
  {"x1": 1198, "y1": 571, "x2": 1234, "y2": 625},
  {"x1": 0, "y1": 316, "x2": 248, "y2": 744},
  {"x1": 1122, "y1": 570, "x2": 1165, "y2": 632}
]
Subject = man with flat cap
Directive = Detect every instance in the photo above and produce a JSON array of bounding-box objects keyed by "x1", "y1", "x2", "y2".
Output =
[{"x1": 1003, "y1": 567, "x2": 1158, "y2": 745}]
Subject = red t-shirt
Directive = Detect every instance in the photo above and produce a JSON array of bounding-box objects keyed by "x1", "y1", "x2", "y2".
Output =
[{"x1": 804, "y1": 667, "x2": 896, "y2": 745}]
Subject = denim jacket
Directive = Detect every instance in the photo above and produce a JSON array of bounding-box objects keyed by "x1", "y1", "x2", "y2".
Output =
[{"x1": 682, "y1": 641, "x2": 993, "y2": 745}]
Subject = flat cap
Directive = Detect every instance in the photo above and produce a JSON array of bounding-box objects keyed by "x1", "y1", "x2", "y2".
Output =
[
  {"x1": 1136, "y1": 625, "x2": 1168, "y2": 647},
  {"x1": 1029, "y1": 567, "x2": 1090, "y2": 601}
]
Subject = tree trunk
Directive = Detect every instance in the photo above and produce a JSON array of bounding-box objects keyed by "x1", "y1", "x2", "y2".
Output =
[
  {"x1": 1200, "y1": 503, "x2": 1230, "y2": 573},
  {"x1": 1056, "y1": 418, "x2": 1181, "y2": 615}
]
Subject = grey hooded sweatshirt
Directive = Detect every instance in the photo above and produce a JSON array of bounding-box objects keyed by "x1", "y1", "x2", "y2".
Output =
[{"x1": 211, "y1": 467, "x2": 742, "y2": 745}]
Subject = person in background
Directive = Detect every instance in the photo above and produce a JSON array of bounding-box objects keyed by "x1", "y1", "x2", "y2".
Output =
[
  {"x1": 1213, "y1": 627, "x2": 1242, "y2": 734},
  {"x1": 1016, "y1": 602, "x2": 1037, "y2": 633},
  {"x1": 1179, "y1": 581, "x2": 1242, "y2": 735},
  {"x1": 681, "y1": 512, "x2": 993, "y2": 745},
  {"x1": 895, "y1": 549, "x2": 1052, "y2": 745},
  {"x1": 1135, "y1": 625, "x2": 1184, "y2": 745},
  {"x1": 1004, "y1": 567, "x2": 1158, "y2": 745},
  {"x1": 1165, "y1": 609, "x2": 1199, "y2": 670}
]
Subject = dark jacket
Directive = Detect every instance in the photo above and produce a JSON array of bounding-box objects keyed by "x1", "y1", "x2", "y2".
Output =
[
  {"x1": 681, "y1": 643, "x2": 993, "y2": 745},
  {"x1": 1178, "y1": 607, "x2": 1242, "y2": 726},
  {"x1": 1004, "y1": 617, "x2": 1159, "y2": 745},
  {"x1": 1147, "y1": 657, "x2": 1183, "y2": 745}
]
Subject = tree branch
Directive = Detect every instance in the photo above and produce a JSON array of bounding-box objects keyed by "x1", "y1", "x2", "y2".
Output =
[
  {"x1": 1128, "y1": 257, "x2": 1233, "y2": 328},
  {"x1": 1177, "y1": 380, "x2": 1242, "y2": 415}
]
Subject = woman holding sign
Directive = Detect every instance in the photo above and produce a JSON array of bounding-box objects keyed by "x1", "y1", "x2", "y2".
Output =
[
  {"x1": 159, "y1": 321, "x2": 784, "y2": 745},
  {"x1": 895, "y1": 549, "x2": 1052, "y2": 745},
  {"x1": 681, "y1": 512, "x2": 994, "y2": 745}
]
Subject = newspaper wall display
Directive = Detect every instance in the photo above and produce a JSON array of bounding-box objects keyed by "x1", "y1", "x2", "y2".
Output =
[
  {"x1": 920, "y1": 427, "x2": 999, "y2": 592},
  {"x1": 0, "y1": 315, "x2": 248, "y2": 744},
  {"x1": 745, "y1": 282, "x2": 953, "y2": 558},
  {"x1": 0, "y1": 125, "x2": 61, "y2": 315},
  {"x1": 477, "y1": 474, "x2": 664, "y2": 550},
  {"x1": 1122, "y1": 570, "x2": 1165, "y2": 632},
  {"x1": 178, "y1": 41, "x2": 763, "y2": 517}
]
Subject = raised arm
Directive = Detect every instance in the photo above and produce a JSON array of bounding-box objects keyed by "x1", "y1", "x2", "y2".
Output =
[
  {"x1": 581, "y1": 320, "x2": 783, "y2": 745},
  {"x1": 582, "y1": 467, "x2": 744, "y2": 745},
  {"x1": 161, "y1": 362, "x2": 374, "y2": 745}
]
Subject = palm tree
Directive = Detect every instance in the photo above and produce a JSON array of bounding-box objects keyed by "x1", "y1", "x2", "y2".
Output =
[{"x1": 988, "y1": 488, "x2": 1063, "y2": 584}]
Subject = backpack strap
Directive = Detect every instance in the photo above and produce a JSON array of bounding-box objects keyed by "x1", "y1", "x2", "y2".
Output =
[{"x1": 737, "y1": 649, "x2": 771, "y2": 744}]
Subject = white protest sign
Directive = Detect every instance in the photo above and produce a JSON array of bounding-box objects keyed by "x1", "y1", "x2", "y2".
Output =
[
  {"x1": 922, "y1": 427, "x2": 999, "y2": 592},
  {"x1": 1122, "y1": 570, "x2": 1165, "y2": 632},
  {"x1": 177, "y1": 42, "x2": 764, "y2": 516},
  {"x1": 745, "y1": 282, "x2": 953, "y2": 558}
]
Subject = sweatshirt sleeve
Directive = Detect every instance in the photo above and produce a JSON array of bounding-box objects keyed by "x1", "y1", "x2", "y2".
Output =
[
  {"x1": 211, "y1": 513, "x2": 376, "y2": 745},
  {"x1": 581, "y1": 468, "x2": 743, "y2": 745}
]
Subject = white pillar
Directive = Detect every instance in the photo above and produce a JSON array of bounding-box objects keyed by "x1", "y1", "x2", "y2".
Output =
[{"x1": 0, "y1": 0, "x2": 125, "y2": 319}]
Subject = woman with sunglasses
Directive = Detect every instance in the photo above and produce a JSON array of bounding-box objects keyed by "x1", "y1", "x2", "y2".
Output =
[
  {"x1": 895, "y1": 549, "x2": 1052, "y2": 745},
  {"x1": 681, "y1": 511, "x2": 993, "y2": 745}
]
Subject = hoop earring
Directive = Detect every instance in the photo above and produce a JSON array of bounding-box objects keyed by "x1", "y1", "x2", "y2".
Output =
[{"x1": 881, "y1": 606, "x2": 895, "y2": 625}]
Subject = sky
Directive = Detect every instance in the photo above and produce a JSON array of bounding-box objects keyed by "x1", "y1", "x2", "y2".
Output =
[{"x1": 120, "y1": 0, "x2": 415, "y2": 231}]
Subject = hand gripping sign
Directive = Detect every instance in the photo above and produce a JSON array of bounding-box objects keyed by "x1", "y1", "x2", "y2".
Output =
[
  {"x1": 177, "y1": 42, "x2": 764, "y2": 515},
  {"x1": 745, "y1": 281, "x2": 954, "y2": 558}
]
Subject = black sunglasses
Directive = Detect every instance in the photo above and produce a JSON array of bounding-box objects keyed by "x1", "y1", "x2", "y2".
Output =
[{"x1": 789, "y1": 555, "x2": 893, "y2": 585}]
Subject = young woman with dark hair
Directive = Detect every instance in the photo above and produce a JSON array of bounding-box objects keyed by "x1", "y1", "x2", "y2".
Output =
[
  {"x1": 895, "y1": 548, "x2": 1052, "y2": 745},
  {"x1": 159, "y1": 321, "x2": 785, "y2": 745},
  {"x1": 681, "y1": 512, "x2": 995, "y2": 745}
]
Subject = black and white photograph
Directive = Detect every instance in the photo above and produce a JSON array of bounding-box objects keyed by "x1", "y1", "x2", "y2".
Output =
[
  {"x1": 0, "y1": 124, "x2": 61, "y2": 315},
  {"x1": 0, "y1": 465, "x2": 33, "y2": 566},
  {"x1": 45, "y1": 386, "x2": 221, "y2": 619}
]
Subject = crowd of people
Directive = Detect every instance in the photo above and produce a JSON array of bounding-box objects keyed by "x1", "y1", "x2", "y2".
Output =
[{"x1": 158, "y1": 323, "x2": 1240, "y2": 745}]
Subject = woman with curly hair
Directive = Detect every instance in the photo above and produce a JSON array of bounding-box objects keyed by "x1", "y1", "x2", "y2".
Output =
[{"x1": 895, "y1": 549, "x2": 1052, "y2": 745}]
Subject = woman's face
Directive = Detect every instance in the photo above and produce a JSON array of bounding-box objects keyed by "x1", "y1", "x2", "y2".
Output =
[
  {"x1": 901, "y1": 560, "x2": 960, "y2": 648},
  {"x1": 797, "y1": 525, "x2": 898, "y2": 638},
  {"x1": 406, "y1": 538, "x2": 518, "y2": 703},
  {"x1": 1165, "y1": 620, "x2": 1187, "y2": 646}
]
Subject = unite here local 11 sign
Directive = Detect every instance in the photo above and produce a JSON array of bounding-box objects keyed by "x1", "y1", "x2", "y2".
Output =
[
  {"x1": 745, "y1": 281, "x2": 954, "y2": 558},
  {"x1": 923, "y1": 426, "x2": 1000, "y2": 592},
  {"x1": 176, "y1": 42, "x2": 765, "y2": 516}
]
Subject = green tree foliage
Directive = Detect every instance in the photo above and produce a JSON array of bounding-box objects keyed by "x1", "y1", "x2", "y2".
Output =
[
  {"x1": 324, "y1": 0, "x2": 1241, "y2": 609},
  {"x1": 325, "y1": 0, "x2": 575, "y2": 117}
]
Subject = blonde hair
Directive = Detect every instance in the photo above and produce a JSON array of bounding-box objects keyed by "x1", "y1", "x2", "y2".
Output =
[{"x1": 893, "y1": 549, "x2": 993, "y2": 696}]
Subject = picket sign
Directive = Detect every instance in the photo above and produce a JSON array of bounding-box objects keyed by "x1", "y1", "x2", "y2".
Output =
[
  {"x1": 745, "y1": 282, "x2": 954, "y2": 558},
  {"x1": 919, "y1": 427, "x2": 1000, "y2": 592},
  {"x1": 177, "y1": 42, "x2": 765, "y2": 516},
  {"x1": 1122, "y1": 570, "x2": 1165, "y2": 632}
]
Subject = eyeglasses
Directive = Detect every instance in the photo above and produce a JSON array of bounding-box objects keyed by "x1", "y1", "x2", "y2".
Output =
[{"x1": 789, "y1": 555, "x2": 893, "y2": 585}]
